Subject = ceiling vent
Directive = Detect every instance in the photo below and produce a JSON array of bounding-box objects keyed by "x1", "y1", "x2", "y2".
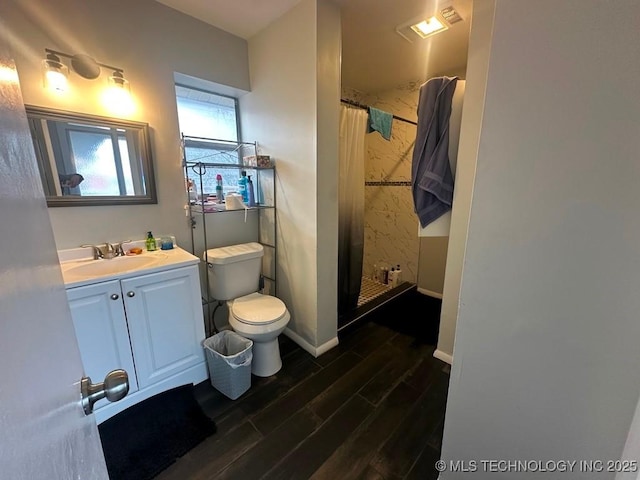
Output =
[
  {"x1": 440, "y1": 6, "x2": 464, "y2": 25},
  {"x1": 395, "y1": 5, "x2": 463, "y2": 43}
]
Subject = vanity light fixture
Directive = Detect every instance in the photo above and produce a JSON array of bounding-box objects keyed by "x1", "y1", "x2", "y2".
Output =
[
  {"x1": 104, "y1": 70, "x2": 134, "y2": 114},
  {"x1": 43, "y1": 51, "x2": 69, "y2": 93},
  {"x1": 42, "y1": 48, "x2": 131, "y2": 97}
]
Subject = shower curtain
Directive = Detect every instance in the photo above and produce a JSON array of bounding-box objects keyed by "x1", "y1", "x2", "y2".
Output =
[{"x1": 338, "y1": 105, "x2": 368, "y2": 313}]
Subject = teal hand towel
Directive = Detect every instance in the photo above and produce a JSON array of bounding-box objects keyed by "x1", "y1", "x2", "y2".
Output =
[{"x1": 367, "y1": 107, "x2": 393, "y2": 140}]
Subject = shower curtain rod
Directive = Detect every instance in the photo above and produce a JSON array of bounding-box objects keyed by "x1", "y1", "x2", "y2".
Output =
[{"x1": 340, "y1": 98, "x2": 418, "y2": 126}]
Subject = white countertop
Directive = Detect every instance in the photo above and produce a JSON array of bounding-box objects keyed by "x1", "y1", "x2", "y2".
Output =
[{"x1": 59, "y1": 242, "x2": 200, "y2": 288}]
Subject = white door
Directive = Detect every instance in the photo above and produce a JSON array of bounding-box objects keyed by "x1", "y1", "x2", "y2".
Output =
[{"x1": 0, "y1": 47, "x2": 109, "y2": 478}]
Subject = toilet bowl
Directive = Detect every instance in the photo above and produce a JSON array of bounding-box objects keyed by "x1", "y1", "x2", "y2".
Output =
[
  {"x1": 204, "y1": 242, "x2": 291, "y2": 377},
  {"x1": 227, "y1": 292, "x2": 290, "y2": 377}
]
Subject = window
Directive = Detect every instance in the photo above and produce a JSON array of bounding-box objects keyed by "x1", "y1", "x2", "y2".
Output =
[{"x1": 176, "y1": 85, "x2": 242, "y2": 196}]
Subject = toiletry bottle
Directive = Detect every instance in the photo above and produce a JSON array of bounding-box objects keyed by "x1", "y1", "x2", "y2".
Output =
[
  {"x1": 187, "y1": 179, "x2": 197, "y2": 204},
  {"x1": 247, "y1": 175, "x2": 256, "y2": 207},
  {"x1": 395, "y1": 264, "x2": 402, "y2": 285},
  {"x1": 238, "y1": 171, "x2": 249, "y2": 203},
  {"x1": 215, "y1": 174, "x2": 224, "y2": 204},
  {"x1": 388, "y1": 267, "x2": 396, "y2": 287},
  {"x1": 145, "y1": 231, "x2": 157, "y2": 251}
]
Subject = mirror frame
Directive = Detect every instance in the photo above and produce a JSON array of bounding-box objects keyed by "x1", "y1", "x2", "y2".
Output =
[{"x1": 25, "y1": 105, "x2": 157, "y2": 207}]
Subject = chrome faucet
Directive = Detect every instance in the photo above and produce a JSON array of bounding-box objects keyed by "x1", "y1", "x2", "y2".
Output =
[
  {"x1": 109, "y1": 240, "x2": 131, "y2": 258},
  {"x1": 81, "y1": 244, "x2": 105, "y2": 260},
  {"x1": 81, "y1": 240, "x2": 131, "y2": 260},
  {"x1": 102, "y1": 243, "x2": 117, "y2": 260}
]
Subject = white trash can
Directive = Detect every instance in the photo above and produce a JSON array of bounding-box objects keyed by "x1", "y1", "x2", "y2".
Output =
[{"x1": 203, "y1": 331, "x2": 253, "y2": 400}]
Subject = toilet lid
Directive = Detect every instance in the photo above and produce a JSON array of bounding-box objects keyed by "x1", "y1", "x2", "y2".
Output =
[{"x1": 231, "y1": 292, "x2": 287, "y2": 325}]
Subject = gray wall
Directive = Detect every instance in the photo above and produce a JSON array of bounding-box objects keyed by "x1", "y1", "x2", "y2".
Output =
[
  {"x1": 417, "y1": 237, "x2": 448, "y2": 295},
  {"x1": 441, "y1": 0, "x2": 640, "y2": 476},
  {"x1": 240, "y1": 0, "x2": 340, "y2": 353},
  {"x1": 436, "y1": 0, "x2": 494, "y2": 362},
  {"x1": 1, "y1": 0, "x2": 250, "y2": 251},
  {"x1": 4, "y1": 0, "x2": 342, "y2": 355}
]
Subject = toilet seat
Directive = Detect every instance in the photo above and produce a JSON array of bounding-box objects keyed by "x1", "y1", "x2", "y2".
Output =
[{"x1": 231, "y1": 292, "x2": 287, "y2": 325}]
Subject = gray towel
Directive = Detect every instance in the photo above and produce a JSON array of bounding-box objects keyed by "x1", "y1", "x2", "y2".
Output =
[{"x1": 411, "y1": 77, "x2": 458, "y2": 228}]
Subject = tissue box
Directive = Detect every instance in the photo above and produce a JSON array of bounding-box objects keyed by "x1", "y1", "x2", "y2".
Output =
[{"x1": 242, "y1": 155, "x2": 273, "y2": 168}]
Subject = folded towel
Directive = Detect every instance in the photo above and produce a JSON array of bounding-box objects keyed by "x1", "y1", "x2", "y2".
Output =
[{"x1": 367, "y1": 107, "x2": 393, "y2": 140}]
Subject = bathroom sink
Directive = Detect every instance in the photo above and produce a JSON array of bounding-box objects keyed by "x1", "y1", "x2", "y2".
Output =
[{"x1": 63, "y1": 254, "x2": 164, "y2": 279}]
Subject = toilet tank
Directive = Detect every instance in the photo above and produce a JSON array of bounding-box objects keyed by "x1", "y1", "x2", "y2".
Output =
[{"x1": 204, "y1": 242, "x2": 264, "y2": 300}]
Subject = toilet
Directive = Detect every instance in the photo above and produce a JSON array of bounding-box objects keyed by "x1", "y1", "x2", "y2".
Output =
[{"x1": 204, "y1": 242, "x2": 290, "y2": 377}]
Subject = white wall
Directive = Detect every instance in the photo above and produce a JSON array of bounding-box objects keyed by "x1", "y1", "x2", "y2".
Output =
[
  {"x1": 441, "y1": 0, "x2": 640, "y2": 476},
  {"x1": 0, "y1": 0, "x2": 250, "y2": 250},
  {"x1": 435, "y1": 1, "x2": 495, "y2": 363},
  {"x1": 314, "y1": 0, "x2": 341, "y2": 346},
  {"x1": 240, "y1": 0, "x2": 340, "y2": 352}
]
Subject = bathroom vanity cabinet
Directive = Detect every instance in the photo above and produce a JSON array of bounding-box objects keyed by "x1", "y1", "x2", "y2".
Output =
[{"x1": 66, "y1": 262, "x2": 207, "y2": 423}]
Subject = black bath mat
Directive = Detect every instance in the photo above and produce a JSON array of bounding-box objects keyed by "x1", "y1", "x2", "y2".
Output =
[{"x1": 98, "y1": 384, "x2": 216, "y2": 480}]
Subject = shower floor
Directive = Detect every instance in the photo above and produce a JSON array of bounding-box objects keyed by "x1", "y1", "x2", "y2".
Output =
[{"x1": 357, "y1": 276, "x2": 393, "y2": 307}]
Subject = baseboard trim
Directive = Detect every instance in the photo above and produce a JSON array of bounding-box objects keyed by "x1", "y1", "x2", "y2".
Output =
[
  {"x1": 434, "y1": 349, "x2": 453, "y2": 365},
  {"x1": 283, "y1": 328, "x2": 338, "y2": 358},
  {"x1": 417, "y1": 287, "x2": 443, "y2": 299}
]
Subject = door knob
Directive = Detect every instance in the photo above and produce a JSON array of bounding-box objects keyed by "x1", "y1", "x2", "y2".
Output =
[
  {"x1": 126, "y1": 291, "x2": 135, "y2": 298},
  {"x1": 81, "y1": 369, "x2": 129, "y2": 415},
  {"x1": 110, "y1": 293, "x2": 119, "y2": 300}
]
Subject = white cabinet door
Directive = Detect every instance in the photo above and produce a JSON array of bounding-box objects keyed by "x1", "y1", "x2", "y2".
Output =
[
  {"x1": 67, "y1": 280, "x2": 139, "y2": 410},
  {"x1": 122, "y1": 265, "x2": 206, "y2": 388}
]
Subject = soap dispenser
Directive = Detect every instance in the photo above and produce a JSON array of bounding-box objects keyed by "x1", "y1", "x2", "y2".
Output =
[{"x1": 145, "y1": 231, "x2": 157, "y2": 251}]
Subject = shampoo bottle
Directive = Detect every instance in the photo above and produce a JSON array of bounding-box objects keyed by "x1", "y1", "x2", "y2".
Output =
[
  {"x1": 247, "y1": 175, "x2": 256, "y2": 207},
  {"x1": 238, "y1": 171, "x2": 249, "y2": 203},
  {"x1": 388, "y1": 268, "x2": 396, "y2": 287},
  {"x1": 146, "y1": 231, "x2": 157, "y2": 251},
  {"x1": 395, "y1": 264, "x2": 402, "y2": 285}
]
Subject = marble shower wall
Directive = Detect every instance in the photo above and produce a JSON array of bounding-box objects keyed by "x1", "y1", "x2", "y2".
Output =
[{"x1": 342, "y1": 83, "x2": 423, "y2": 284}]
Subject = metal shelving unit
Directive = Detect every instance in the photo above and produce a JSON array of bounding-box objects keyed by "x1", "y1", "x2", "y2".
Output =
[{"x1": 181, "y1": 134, "x2": 277, "y2": 336}]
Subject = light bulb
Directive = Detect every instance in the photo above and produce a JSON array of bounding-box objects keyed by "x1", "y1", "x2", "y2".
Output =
[
  {"x1": 45, "y1": 69, "x2": 68, "y2": 93},
  {"x1": 0, "y1": 65, "x2": 19, "y2": 84},
  {"x1": 103, "y1": 72, "x2": 134, "y2": 115},
  {"x1": 410, "y1": 17, "x2": 448, "y2": 38},
  {"x1": 42, "y1": 53, "x2": 69, "y2": 93}
]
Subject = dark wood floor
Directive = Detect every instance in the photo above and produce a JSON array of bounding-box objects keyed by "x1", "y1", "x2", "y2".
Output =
[{"x1": 156, "y1": 316, "x2": 449, "y2": 480}]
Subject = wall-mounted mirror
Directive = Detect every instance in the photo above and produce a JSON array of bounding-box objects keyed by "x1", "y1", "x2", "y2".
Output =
[{"x1": 25, "y1": 105, "x2": 156, "y2": 206}]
